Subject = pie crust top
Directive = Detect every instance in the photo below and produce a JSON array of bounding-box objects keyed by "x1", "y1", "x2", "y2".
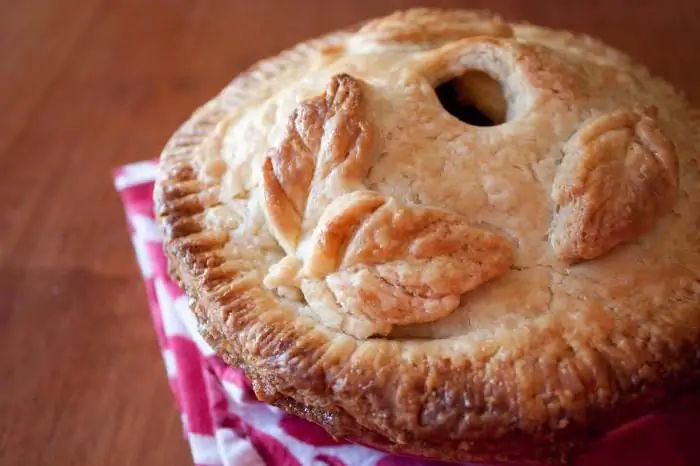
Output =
[{"x1": 155, "y1": 9, "x2": 700, "y2": 464}]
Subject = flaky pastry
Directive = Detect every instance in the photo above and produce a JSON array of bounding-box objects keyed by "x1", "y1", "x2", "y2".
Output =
[{"x1": 156, "y1": 9, "x2": 700, "y2": 464}]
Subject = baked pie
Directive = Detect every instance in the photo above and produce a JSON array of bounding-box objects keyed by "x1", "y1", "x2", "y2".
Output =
[{"x1": 155, "y1": 9, "x2": 700, "y2": 464}]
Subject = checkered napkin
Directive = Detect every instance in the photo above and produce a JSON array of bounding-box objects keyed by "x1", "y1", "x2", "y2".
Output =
[{"x1": 114, "y1": 160, "x2": 700, "y2": 466}]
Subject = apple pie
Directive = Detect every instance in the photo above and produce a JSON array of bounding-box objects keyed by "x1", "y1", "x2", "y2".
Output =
[{"x1": 155, "y1": 9, "x2": 700, "y2": 464}]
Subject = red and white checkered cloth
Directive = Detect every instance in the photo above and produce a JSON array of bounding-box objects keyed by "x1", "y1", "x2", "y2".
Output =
[{"x1": 115, "y1": 160, "x2": 700, "y2": 466}]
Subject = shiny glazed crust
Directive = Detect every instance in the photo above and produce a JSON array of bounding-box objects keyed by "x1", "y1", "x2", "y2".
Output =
[{"x1": 155, "y1": 9, "x2": 700, "y2": 464}]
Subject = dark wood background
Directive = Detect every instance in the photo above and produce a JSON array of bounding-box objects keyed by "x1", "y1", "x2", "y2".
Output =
[{"x1": 1, "y1": 1, "x2": 698, "y2": 465}]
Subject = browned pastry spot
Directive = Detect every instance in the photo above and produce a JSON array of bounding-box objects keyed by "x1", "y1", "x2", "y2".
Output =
[
  {"x1": 551, "y1": 107, "x2": 678, "y2": 262},
  {"x1": 261, "y1": 73, "x2": 373, "y2": 254},
  {"x1": 302, "y1": 190, "x2": 386, "y2": 277},
  {"x1": 305, "y1": 191, "x2": 514, "y2": 328}
]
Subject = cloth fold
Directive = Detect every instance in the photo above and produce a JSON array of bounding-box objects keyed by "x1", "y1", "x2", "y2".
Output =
[{"x1": 114, "y1": 160, "x2": 700, "y2": 466}]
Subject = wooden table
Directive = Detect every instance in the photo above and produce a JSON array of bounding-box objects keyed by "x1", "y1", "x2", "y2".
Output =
[{"x1": 1, "y1": 1, "x2": 698, "y2": 464}]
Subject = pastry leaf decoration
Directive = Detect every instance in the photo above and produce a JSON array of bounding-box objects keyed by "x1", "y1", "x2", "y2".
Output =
[
  {"x1": 550, "y1": 107, "x2": 678, "y2": 262},
  {"x1": 260, "y1": 74, "x2": 514, "y2": 337}
]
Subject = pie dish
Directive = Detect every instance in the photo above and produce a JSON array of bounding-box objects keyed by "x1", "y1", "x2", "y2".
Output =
[{"x1": 155, "y1": 8, "x2": 700, "y2": 464}]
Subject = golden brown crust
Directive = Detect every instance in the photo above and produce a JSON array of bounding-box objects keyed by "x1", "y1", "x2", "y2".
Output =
[
  {"x1": 260, "y1": 70, "x2": 514, "y2": 336},
  {"x1": 155, "y1": 8, "x2": 700, "y2": 465},
  {"x1": 354, "y1": 8, "x2": 513, "y2": 46},
  {"x1": 261, "y1": 74, "x2": 373, "y2": 254},
  {"x1": 551, "y1": 107, "x2": 678, "y2": 262},
  {"x1": 307, "y1": 191, "x2": 514, "y2": 328}
]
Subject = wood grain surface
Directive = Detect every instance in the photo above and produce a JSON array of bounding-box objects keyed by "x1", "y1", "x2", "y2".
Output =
[{"x1": 1, "y1": 1, "x2": 698, "y2": 465}]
